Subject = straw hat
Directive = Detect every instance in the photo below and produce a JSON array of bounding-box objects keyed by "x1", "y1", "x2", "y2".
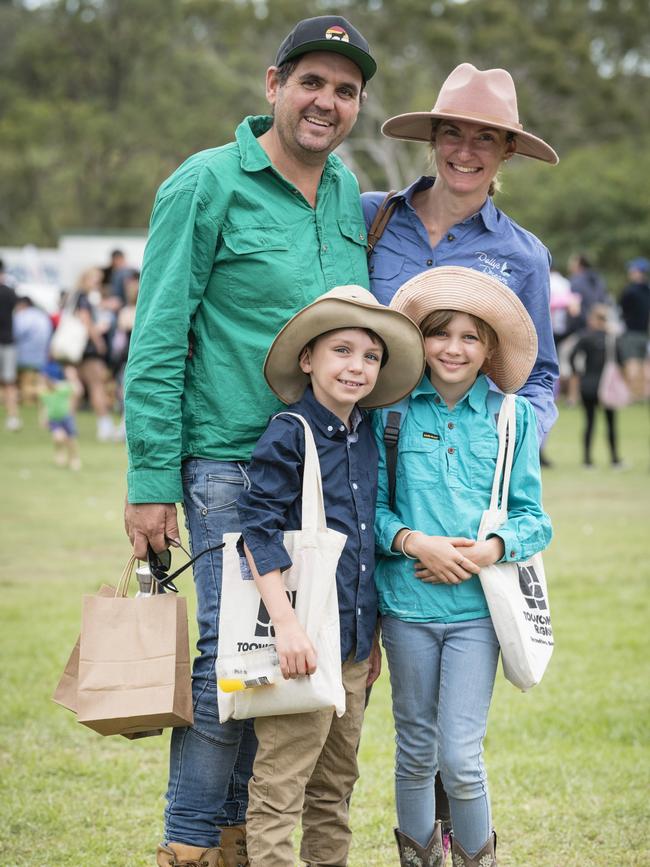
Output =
[
  {"x1": 389, "y1": 267, "x2": 538, "y2": 393},
  {"x1": 382, "y1": 63, "x2": 558, "y2": 165},
  {"x1": 264, "y1": 286, "x2": 425, "y2": 408}
]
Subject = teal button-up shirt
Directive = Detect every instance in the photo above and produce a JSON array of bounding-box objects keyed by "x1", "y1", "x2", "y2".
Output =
[
  {"x1": 124, "y1": 115, "x2": 369, "y2": 503},
  {"x1": 372, "y1": 374, "x2": 552, "y2": 623}
]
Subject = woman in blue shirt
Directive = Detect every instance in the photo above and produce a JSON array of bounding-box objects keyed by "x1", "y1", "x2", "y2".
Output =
[
  {"x1": 374, "y1": 266, "x2": 552, "y2": 867},
  {"x1": 363, "y1": 63, "x2": 560, "y2": 445}
]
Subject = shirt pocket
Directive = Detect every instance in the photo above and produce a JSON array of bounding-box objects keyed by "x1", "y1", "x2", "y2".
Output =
[
  {"x1": 221, "y1": 225, "x2": 301, "y2": 309},
  {"x1": 368, "y1": 250, "x2": 406, "y2": 305},
  {"x1": 337, "y1": 218, "x2": 370, "y2": 286},
  {"x1": 469, "y1": 438, "x2": 499, "y2": 492},
  {"x1": 397, "y1": 435, "x2": 441, "y2": 489}
]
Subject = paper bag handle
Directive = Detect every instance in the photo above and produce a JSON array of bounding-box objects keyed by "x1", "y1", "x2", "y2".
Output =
[{"x1": 115, "y1": 555, "x2": 138, "y2": 598}]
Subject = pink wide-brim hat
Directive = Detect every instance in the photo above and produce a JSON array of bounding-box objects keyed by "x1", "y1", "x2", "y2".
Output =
[{"x1": 382, "y1": 62, "x2": 559, "y2": 165}]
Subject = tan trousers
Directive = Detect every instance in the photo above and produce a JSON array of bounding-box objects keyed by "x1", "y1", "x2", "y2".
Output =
[{"x1": 246, "y1": 656, "x2": 370, "y2": 867}]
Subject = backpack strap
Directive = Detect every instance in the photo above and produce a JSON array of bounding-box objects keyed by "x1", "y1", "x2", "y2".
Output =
[
  {"x1": 382, "y1": 396, "x2": 411, "y2": 508},
  {"x1": 366, "y1": 191, "x2": 398, "y2": 258}
]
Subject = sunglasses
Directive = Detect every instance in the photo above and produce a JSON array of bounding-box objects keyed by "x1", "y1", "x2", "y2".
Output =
[{"x1": 147, "y1": 541, "x2": 225, "y2": 593}]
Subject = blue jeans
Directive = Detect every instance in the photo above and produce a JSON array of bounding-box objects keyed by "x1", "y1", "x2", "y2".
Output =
[
  {"x1": 381, "y1": 615, "x2": 500, "y2": 856},
  {"x1": 164, "y1": 459, "x2": 257, "y2": 848}
]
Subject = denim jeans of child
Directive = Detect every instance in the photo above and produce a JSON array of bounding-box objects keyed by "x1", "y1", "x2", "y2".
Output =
[
  {"x1": 164, "y1": 459, "x2": 257, "y2": 848},
  {"x1": 381, "y1": 614, "x2": 500, "y2": 856}
]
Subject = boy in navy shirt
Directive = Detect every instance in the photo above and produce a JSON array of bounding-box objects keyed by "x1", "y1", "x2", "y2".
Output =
[{"x1": 237, "y1": 285, "x2": 424, "y2": 867}]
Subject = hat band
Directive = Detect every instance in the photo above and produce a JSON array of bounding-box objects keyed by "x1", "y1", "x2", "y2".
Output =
[{"x1": 433, "y1": 107, "x2": 524, "y2": 131}]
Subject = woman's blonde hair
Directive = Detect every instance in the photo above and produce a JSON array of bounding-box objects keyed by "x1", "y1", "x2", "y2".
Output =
[{"x1": 420, "y1": 308, "x2": 498, "y2": 352}]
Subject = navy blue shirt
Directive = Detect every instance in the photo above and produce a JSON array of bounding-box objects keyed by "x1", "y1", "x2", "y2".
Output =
[{"x1": 237, "y1": 386, "x2": 379, "y2": 662}]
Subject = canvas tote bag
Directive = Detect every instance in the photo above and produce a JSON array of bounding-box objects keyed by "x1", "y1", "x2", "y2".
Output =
[
  {"x1": 477, "y1": 394, "x2": 554, "y2": 691},
  {"x1": 217, "y1": 413, "x2": 347, "y2": 723},
  {"x1": 75, "y1": 558, "x2": 194, "y2": 736},
  {"x1": 50, "y1": 292, "x2": 89, "y2": 364}
]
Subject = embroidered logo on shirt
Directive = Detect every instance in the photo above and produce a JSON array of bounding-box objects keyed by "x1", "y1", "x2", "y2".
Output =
[
  {"x1": 475, "y1": 252, "x2": 512, "y2": 284},
  {"x1": 422, "y1": 432, "x2": 440, "y2": 440}
]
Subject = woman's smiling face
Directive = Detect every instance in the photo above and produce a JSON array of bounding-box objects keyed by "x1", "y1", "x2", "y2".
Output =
[{"x1": 433, "y1": 120, "x2": 514, "y2": 199}]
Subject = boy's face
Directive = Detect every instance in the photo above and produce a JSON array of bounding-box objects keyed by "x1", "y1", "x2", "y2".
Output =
[
  {"x1": 299, "y1": 328, "x2": 384, "y2": 421},
  {"x1": 424, "y1": 312, "x2": 491, "y2": 396}
]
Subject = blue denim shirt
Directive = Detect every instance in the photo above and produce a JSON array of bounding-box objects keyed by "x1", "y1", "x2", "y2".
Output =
[
  {"x1": 372, "y1": 374, "x2": 552, "y2": 623},
  {"x1": 362, "y1": 177, "x2": 560, "y2": 442},
  {"x1": 237, "y1": 386, "x2": 379, "y2": 662}
]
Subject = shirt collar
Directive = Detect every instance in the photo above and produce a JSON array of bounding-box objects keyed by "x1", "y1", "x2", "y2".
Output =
[
  {"x1": 236, "y1": 115, "x2": 343, "y2": 187},
  {"x1": 390, "y1": 176, "x2": 501, "y2": 234},
  {"x1": 411, "y1": 372, "x2": 490, "y2": 412},
  {"x1": 290, "y1": 386, "x2": 364, "y2": 438}
]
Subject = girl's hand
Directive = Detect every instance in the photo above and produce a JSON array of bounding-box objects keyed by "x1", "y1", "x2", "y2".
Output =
[
  {"x1": 457, "y1": 537, "x2": 505, "y2": 568},
  {"x1": 274, "y1": 618, "x2": 317, "y2": 679},
  {"x1": 408, "y1": 534, "x2": 479, "y2": 584}
]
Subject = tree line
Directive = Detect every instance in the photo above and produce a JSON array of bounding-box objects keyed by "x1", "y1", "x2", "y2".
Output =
[{"x1": 1, "y1": 0, "x2": 649, "y2": 290}]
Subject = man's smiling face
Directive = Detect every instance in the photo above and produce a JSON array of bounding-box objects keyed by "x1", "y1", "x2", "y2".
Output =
[{"x1": 267, "y1": 51, "x2": 363, "y2": 164}]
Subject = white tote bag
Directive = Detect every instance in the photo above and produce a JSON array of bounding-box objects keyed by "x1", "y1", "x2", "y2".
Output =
[
  {"x1": 217, "y1": 413, "x2": 347, "y2": 722},
  {"x1": 50, "y1": 292, "x2": 88, "y2": 364},
  {"x1": 477, "y1": 394, "x2": 554, "y2": 691}
]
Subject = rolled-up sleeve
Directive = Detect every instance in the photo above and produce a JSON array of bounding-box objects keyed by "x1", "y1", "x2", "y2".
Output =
[
  {"x1": 124, "y1": 186, "x2": 217, "y2": 503},
  {"x1": 237, "y1": 418, "x2": 304, "y2": 576}
]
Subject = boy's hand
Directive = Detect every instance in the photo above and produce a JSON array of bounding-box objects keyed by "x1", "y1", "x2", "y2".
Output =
[
  {"x1": 456, "y1": 537, "x2": 504, "y2": 568},
  {"x1": 408, "y1": 533, "x2": 479, "y2": 584},
  {"x1": 274, "y1": 618, "x2": 317, "y2": 679}
]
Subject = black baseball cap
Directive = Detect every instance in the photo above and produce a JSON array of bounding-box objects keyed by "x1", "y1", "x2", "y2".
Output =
[{"x1": 275, "y1": 15, "x2": 376, "y2": 82}]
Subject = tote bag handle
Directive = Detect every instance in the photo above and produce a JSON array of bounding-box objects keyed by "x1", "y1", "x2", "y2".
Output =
[
  {"x1": 485, "y1": 394, "x2": 517, "y2": 529},
  {"x1": 273, "y1": 412, "x2": 328, "y2": 535}
]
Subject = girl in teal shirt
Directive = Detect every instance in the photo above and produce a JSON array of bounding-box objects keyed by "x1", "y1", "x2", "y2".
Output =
[{"x1": 373, "y1": 266, "x2": 552, "y2": 867}]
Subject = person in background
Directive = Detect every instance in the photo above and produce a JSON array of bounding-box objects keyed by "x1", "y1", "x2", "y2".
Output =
[
  {"x1": 13, "y1": 296, "x2": 53, "y2": 405},
  {"x1": 569, "y1": 304, "x2": 624, "y2": 468},
  {"x1": 122, "y1": 15, "x2": 377, "y2": 867},
  {"x1": 619, "y1": 257, "x2": 650, "y2": 402},
  {"x1": 39, "y1": 360, "x2": 82, "y2": 470},
  {"x1": 0, "y1": 259, "x2": 21, "y2": 431},
  {"x1": 567, "y1": 253, "x2": 609, "y2": 330},
  {"x1": 111, "y1": 270, "x2": 140, "y2": 441}
]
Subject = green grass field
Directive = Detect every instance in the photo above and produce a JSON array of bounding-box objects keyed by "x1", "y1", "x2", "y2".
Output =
[{"x1": 1, "y1": 403, "x2": 649, "y2": 866}]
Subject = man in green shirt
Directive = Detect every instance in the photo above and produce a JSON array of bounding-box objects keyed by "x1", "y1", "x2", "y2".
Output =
[{"x1": 122, "y1": 15, "x2": 376, "y2": 867}]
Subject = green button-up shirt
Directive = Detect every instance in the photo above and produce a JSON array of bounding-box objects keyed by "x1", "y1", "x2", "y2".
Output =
[
  {"x1": 372, "y1": 375, "x2": 552, "y2": 622},
  {"x1": 125, "y1": 115, "x2": 369, "y2": 503}
]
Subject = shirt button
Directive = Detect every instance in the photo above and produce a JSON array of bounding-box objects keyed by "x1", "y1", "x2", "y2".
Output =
[
  {"x1": 321, "y1": 244, "x2": 328, "y2": 253},
  {"x1": 447, "y1": 233, "x2": 455, "y2": 241},
  {"x1": 361, "y1": 523, "x2": 366, "y2": 530},
  {"x1": 361, "y1": 564, "x2": 366, "y2": 572},
  {"x1": 447, "y1": 447, "x2": 455, "y2": 454},
  {"x1": 448, "y1": 422, "x2": 454, "y2": 429},
  {"x1": 339, "y1": 425, "x2": 345, "y2": 432},
  {"x1": 369, "y1": 265, "x2": 375, "y2": 273},
  {"x1": 359, "y1": 232, "x2": 365, "y2": 240},
  {"x1": 426, "y1": 258, "x2": 433, "y2": 266},
  {"x1": 510, "y1": 550, "x2": 516, "y2": 558},
  {"x1": 352, "y1": 483, "x2": 358, "y2": 490},
  {"x1": 327, "y1": 425, "x2": 333, "y2": 432}
]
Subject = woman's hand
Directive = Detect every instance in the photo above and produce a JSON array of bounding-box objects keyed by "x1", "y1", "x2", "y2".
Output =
[{"x1": 407, "y1": 533, "x2": 480, "y2": 584}]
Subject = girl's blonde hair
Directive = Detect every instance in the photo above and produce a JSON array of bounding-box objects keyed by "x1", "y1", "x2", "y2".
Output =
[{"x1": 420, "y1": 308, "x2": 498, "y2": 352}]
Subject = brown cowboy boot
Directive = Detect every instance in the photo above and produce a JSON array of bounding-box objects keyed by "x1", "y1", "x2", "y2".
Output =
[
  {"x1": 219, "y1": 825, "x2": 249, "y2": 867},
  {"x1": 395, "y1": 822, "x2": 445, "y2": 867},
  {"x1": 450, "y1": 831, "x2": 497, "y2": 867},
  {"x1": 156, "y1": 842, "x2": 224, "y2": 867}
]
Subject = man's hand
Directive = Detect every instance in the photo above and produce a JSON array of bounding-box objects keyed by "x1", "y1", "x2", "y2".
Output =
[
  {"x1": 366, "y1": 628, "x2": 382, "y2": 688},
  {"x1": 124, "y1": 500, "x2": 181, "y2": 560}
]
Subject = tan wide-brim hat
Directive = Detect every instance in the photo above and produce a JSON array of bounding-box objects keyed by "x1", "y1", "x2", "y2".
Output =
[
  {"x1": 264, "y1": 286, "x2": 425, "y2": 408},
  {"x1": 382, "y1": 62, "x2": 558, "y2": 165},
  {"x1": 389, "y1": 266, "x2": 538, "y2": 393}
]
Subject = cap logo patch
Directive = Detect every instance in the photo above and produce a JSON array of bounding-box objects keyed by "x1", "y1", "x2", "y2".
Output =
[{"x1": 325, "y1": 25, "x2": 349, "y2": 42}]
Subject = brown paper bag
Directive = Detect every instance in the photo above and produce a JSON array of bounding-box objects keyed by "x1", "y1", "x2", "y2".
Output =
[
  {"x1": 53, "y1": 584, "x2": 116, "y2": 714},
  {"x1": 63, "y1": 559, "x2": 194, "y2": 737}
]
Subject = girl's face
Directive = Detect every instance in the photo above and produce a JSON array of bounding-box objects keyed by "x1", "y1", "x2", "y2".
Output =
[
  {"x1": 433, "y1": 120, "x2": 514, "y2": 200},
  {"x1": 424, "y1": 312, "x2": 491, "y2": 396}
]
